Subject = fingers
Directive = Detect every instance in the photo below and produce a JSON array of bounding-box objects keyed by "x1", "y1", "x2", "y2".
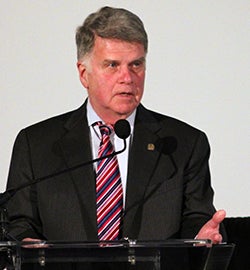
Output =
[
  {"x1": 22, "y1": 238, "x2": 48, "y2": 248},
  {"x1": 210, "y1": 233, "x2": 223, "y2": 244},
  {"x1": 196, "y1": 209, "x2": 226, "y2": 244},
  {"x1": 210, "y1": 209, "x2": 226, "y2": 228},
  {"x1": 22, "y1": 238, "x2": 42, "y2": 242}
]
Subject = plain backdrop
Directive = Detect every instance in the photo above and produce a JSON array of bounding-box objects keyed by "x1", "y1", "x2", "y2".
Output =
[{"x1": 1, "y1": 1, "x2": 249, "y2": 217}]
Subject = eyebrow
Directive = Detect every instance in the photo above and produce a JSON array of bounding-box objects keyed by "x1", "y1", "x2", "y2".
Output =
[
  {"x1": 102, "y1": 56, "x2": 146, "y2": 65},
  {"x1": 132, "y1": 57, "x2": 146, "y2": 63}
]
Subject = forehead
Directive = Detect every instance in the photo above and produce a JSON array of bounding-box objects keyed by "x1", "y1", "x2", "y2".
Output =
[{"x1": 91, "y1": 36, "x2": 146, "y2": 60}]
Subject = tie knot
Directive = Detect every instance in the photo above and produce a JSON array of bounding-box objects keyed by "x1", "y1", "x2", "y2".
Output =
[{"x1": 95, "y1": 122, "x2": 113, "y2": 136}]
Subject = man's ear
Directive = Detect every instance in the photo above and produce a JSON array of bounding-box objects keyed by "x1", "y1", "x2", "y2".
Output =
[{"x1": 77, "y1": 61, "x2": 89, "y2": 88}]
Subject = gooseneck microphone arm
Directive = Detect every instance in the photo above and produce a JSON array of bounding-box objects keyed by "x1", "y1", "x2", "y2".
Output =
[
  {"x1": 0, "y1": 141, "x2": 127, "y2": 207},
  {"x1": 0, "y1": 119, "x2": 131, "y2": 240}
]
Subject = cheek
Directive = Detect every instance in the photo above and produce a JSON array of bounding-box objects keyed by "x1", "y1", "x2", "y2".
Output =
[
  {"x1": 95, "y1": 72, "x2": 116, "y2": 88},
  {"x1": 90, "y1": 79, "x2": 114, "y2": 102},
  {"x1": 136, "y1": 70, "x2": 145, "y2": 84},
  {"x1": 135, "y1": 74, "x2": 145, "y2": 93},
  {"x1": 87, "y1": 73, "x2": 110, "y2": 93}
]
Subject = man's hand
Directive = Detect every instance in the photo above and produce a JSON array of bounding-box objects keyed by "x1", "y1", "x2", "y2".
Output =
[
  {"x1": 22, "y1": 238, "x2": 47, "y2": 248},
  {"x1": 196, "y1": 209, "x2": 226, "y2": 244}
]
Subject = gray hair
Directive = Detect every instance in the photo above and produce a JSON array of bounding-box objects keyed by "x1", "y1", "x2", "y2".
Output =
[{"x1": 75, "y1": 6, "x2": 148, "y2": 61}]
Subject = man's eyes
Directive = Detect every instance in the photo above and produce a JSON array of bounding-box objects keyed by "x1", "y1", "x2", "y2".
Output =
[
  {"x1": 109, "y1": 62, "x2": 118, "y2": 68},
  {"x1": 104, "y1": 61, "x2": 118, "y2": 68},
  {"x1": 131, "y1": 61, "x2": 143, "y2": 68},
  {"x1": 103, "y1": 60, "x2": 145, "y2": 71}
]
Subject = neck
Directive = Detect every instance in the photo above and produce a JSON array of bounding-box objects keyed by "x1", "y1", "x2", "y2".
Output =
[
  {"x1": 91, "y1": 106, "x2": 132, "y2": 125},
  {"x1": 87, "y1": 99, "x2": 136, "y2": 125},
  {"x1": 99, "y1": 114, "x2": 129, "y2": 125}
]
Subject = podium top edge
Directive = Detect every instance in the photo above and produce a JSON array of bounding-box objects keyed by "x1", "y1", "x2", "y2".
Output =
[{"x1": 0, "y1": 239, "x2": 234, "y2": 249}]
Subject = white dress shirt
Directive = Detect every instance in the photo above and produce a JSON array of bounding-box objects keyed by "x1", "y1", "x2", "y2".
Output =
[{"x1": 86, "y1": 100, "x2": 135, "y2": 203}]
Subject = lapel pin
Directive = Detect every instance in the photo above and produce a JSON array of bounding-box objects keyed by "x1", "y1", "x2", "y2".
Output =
[{"x1": 147, "y1": 143, "x2": 155, "y2": 151}]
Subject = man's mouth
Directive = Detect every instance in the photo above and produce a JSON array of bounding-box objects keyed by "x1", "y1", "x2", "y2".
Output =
[{"x1": 119, "y1": 92, "x2": 133, "y2": 96}]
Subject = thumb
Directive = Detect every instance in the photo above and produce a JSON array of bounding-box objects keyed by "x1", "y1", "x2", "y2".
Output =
[{"x1": 209, "y1": 209, "x2": 226, "y2": 228}]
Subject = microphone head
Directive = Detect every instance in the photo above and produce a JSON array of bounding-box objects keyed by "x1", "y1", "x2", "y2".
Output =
[
  {"x1": 155, "y1": 136, "x2": 177, "y2": 155},
  {"x1": 114, "y1": 119, "x2": 131, "y2": 139}
]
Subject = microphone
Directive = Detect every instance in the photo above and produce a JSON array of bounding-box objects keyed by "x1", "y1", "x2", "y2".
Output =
[
  {"x1": 122, "y1": 136, "x2": 178, "y2": 238},
  {"x1": 114, "y1": 119, "x2": 131, "y2": 139},
  {"x1": 0, "y1": 119, "x2": 131, "y2": 207},
  {"x1": 155, "y1": 136, "x2": 177, "y2": 156},
  {"x1": 126, "y1": 136, "x2": 178, "y2": 212},
  {"x1": 155, "y1": 136, "x2": 178, "y2": 175}
]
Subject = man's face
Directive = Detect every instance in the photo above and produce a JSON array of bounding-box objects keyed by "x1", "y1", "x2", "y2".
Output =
[{"x1": 77, "y1": 36, "x2": 146, "y2": 124}]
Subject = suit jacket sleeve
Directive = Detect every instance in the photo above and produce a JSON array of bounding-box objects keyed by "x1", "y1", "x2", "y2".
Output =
[
  {"x1": 180, "y1": 130, "x2": 215, "y2": 238},
  {"x1": 6, "y1": 129, "x2": 43, "y2": 240}
]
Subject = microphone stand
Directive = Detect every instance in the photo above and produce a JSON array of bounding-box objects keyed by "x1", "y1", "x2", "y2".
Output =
[
  {"x1": 0, "y1": 119, "x2": 131, "y2": 268},
  {"x1": 0, "y1": 139, "x2": 127, "y2": 240},
  {"x1": 0, "y1": 139, "x2": 127, "y2": 269},
  {"x1": 0, "y1": 206, "x2": 15, "y2": 269}
]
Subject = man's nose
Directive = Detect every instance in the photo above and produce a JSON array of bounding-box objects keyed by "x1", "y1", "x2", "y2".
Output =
[{"x1": 118, "y1": 66, "x2": 133, "y2": 84}]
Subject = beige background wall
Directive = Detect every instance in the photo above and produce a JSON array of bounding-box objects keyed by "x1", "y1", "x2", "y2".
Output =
[{"x1": 1, "y1": 1, "x2": 249, "y2": 216}]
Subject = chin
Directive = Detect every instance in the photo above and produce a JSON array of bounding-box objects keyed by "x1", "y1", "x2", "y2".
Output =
[{"x1": 116, "y1": 105, "x2": 136, "y2": 116}]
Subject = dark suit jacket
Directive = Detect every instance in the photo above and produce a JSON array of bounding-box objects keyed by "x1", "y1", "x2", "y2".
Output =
[{"x1": 6, "y1": 101, "x2": 216, "y2": 242}]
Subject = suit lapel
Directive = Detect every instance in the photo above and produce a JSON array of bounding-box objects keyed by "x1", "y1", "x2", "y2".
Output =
[
  {"x1": 123, "y1": 105, "x2": 176, "y2": 239},
  {"x1": 56, "y1": 103, "x2": 98, "y2": 240}
]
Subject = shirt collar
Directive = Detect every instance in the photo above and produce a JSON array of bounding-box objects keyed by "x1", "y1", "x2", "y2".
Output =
[{"x1": 86, "y1": 99, "x2": 136, "y2": 135}]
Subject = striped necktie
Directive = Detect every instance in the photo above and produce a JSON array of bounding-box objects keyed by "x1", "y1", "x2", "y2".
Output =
[{"x1": 95, "y1": 122, "x2": 123, "y2": 240}]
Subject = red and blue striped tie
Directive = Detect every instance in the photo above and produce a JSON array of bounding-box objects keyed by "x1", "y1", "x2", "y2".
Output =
[{"x1": 96, "y1": 122, "x2": 123, "y2": 240}]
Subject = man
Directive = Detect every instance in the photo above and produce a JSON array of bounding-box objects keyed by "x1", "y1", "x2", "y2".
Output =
[{"x1": 6, "y1": 5, "x2": 226, "y2": 265}]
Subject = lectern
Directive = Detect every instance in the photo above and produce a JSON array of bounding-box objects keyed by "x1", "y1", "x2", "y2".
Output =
[{"x1": 0, "y1": 239, "x2": 234, "y2": 270}]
